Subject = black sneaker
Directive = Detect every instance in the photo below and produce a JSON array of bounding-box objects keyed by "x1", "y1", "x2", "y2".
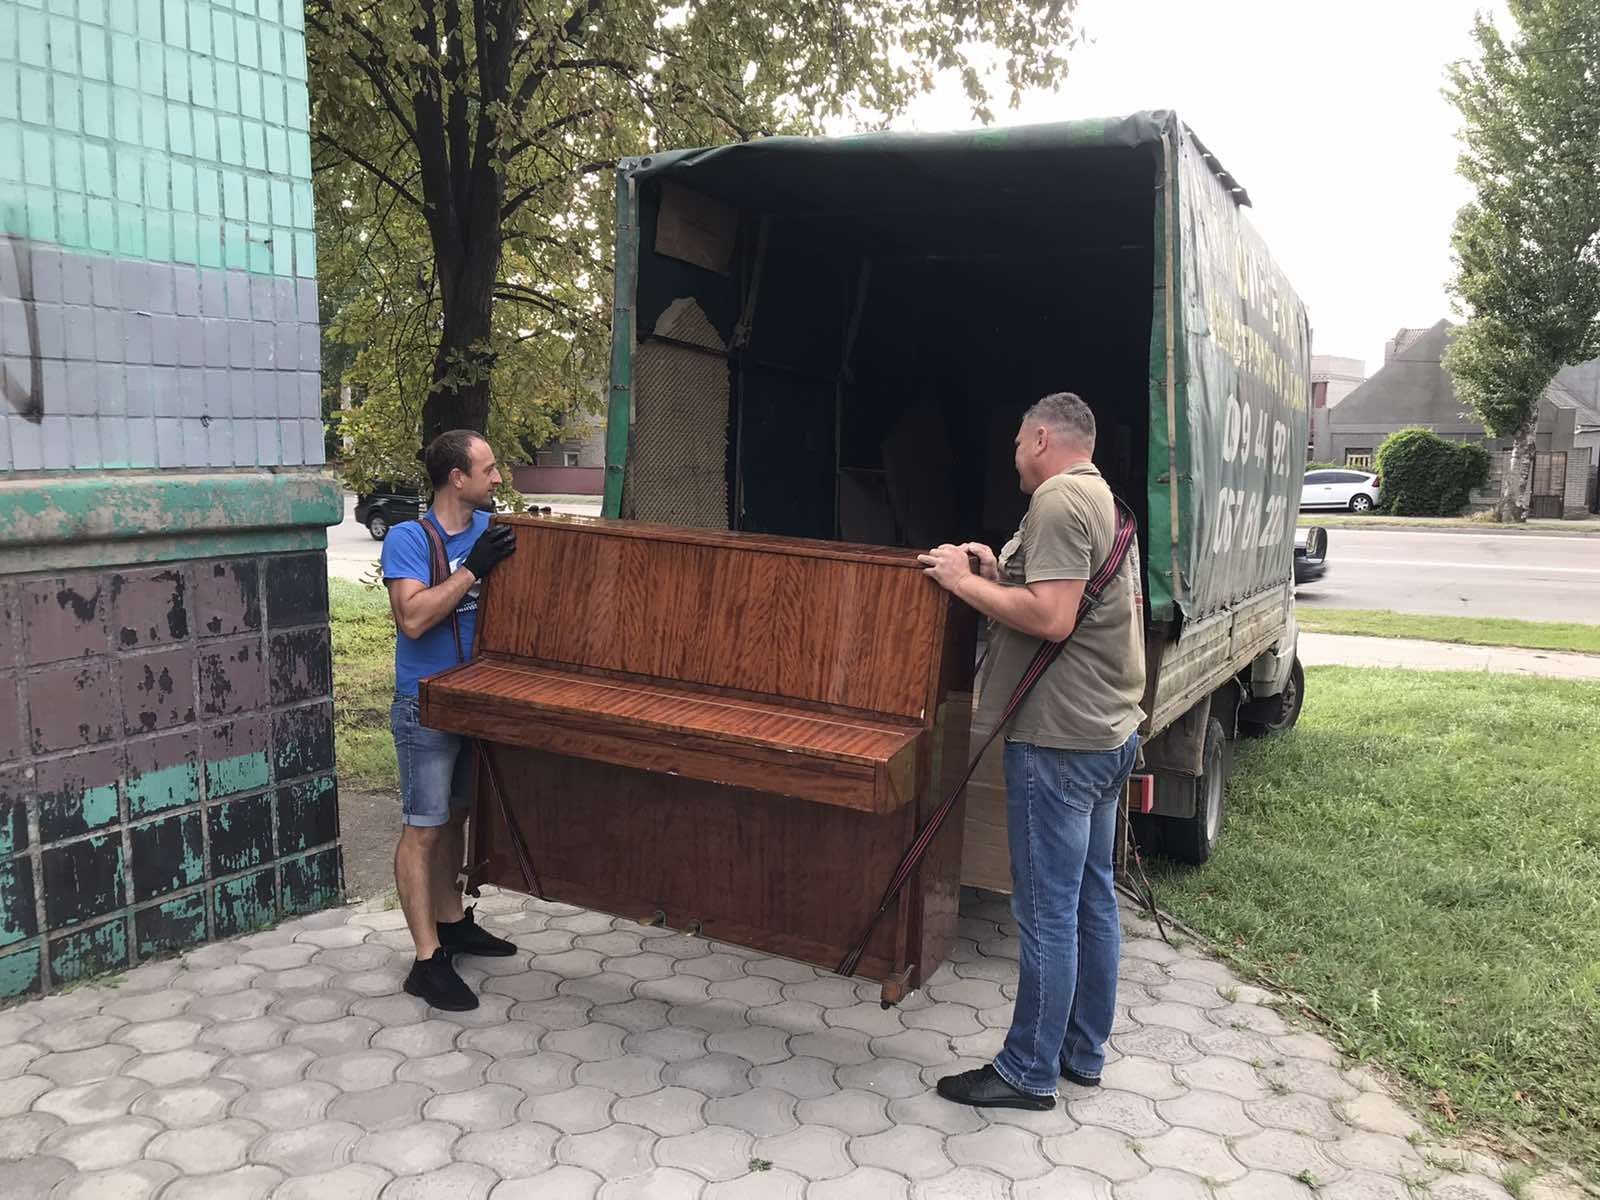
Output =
[
  {"x1": 438, "y1": 906, "x2": 516, "y2": 958},
  {"x1": 936, "y1": 1064, "x2": 1055, "y2": 1110},
  {"x1": 1061, "y1": 1064, "x2": 1101, "y2": 1089},
  {"x1": 403, "y1": 948, "x2": 479, "y2": 1011}
]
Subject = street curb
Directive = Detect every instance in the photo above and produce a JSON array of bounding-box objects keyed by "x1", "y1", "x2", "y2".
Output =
[{"x1": 1302, "y1": 519, "x2": 1600, "y2": 539}]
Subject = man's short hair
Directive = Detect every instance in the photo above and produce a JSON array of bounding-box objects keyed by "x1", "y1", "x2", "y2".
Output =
[
  {"x1": 1022, "y1": 392, "x2": 1096, "y2": 448},
  {"x1": 423, "y1": 430, "x2": 486, "y2": 489}
]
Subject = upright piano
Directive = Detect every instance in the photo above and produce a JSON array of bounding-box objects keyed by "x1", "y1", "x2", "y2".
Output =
[{"x1": 418, "y1": 514, "x2": 974, "y2": 1002}]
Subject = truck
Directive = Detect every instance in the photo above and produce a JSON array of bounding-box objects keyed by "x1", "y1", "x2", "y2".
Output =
[{"x1": 599, "y1": 110, "x2": 1310, "y2": 867}]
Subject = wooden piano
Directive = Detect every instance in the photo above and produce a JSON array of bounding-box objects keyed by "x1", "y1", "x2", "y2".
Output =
[{"x1": 418, "y1": 514, "x2": 975, "y2": 1002}]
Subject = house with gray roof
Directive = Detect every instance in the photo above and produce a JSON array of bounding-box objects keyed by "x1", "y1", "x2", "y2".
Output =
[{"x1": 1327, "y1": 320, "x2": 1600, "y2": 516}]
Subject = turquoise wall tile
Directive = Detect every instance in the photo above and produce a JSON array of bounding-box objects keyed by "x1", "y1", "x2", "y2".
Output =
[
  {"x1": 52, "y1": 74, "x2": 80, "y2": 131},
  {"x1": 47, "y1": 15, "x2": 75, "y2": 74},
  {"x1": 81, "y1": 80, "x2": 107, "y2": 135}
]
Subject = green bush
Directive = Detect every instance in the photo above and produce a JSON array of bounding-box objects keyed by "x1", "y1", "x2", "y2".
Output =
[{"x1": 1373, "y1": 428, "x2": 1492, "y2": 516}]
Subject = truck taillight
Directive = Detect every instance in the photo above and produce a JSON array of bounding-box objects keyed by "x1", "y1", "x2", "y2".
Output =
[{"x1": 1130, "y1": 773, "x2": 1155, "y2": 813}]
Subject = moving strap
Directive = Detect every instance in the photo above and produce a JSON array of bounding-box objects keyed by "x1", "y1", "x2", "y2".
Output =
[
  {"x1": 417, "y1": 513, "x2": 466, "y2": 664},
  {"x1": 835, "y1": 499, "x2": 1139, "y2": 979}
]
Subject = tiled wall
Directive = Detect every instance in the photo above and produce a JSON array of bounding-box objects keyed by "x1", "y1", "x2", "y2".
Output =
[
  {"x1": 0, "y1": 0, "x2": 320, "y2": 470},
  {"x1": 0, "y1": 548, "x2": 340, "y2": 999}
]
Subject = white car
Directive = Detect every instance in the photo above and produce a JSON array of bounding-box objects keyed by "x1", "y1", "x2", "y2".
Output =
[{"x1": 1300, "y1": 469, "x2": 1381, "y2": 513}]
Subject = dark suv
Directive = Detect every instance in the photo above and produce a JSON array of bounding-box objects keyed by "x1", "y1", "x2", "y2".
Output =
[{"x1": 354, "y1": 482, "x2": 423, "y2": 540}]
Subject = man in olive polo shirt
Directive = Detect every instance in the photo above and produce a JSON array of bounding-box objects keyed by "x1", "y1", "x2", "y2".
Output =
[{"x1": 919, "y1": 391, "x2": 1146, "y2": 1111}]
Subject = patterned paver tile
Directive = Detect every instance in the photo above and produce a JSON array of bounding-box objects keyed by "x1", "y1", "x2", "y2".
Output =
[
  {"x1": 228, "y1": 1080, "x2": 340, "y2": 1130},
  {"x1": 455, "y1": 1122, "x2": 561, "y2": 1178},
  {"x1": 556, "y1": 1122, "x2": 657, "y2": 1179},
  {"x1": 145, "y1": 1117, "x2": 264, "y2": 1174},
  {"x1": 703, "y1": 1087, "x2": 798, "y2": 1138},
  {"x1": 39, "y1": 1115, "x2": 163, "y2": 1170}
]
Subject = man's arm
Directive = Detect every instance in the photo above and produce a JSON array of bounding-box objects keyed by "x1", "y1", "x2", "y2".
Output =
[
  {"x1": 919, "y1": 547, "x2": 1085, "y2": 642},
  {"x1": 387, "y1": 572, "x2": 477, "y2": 641},
  {"x1": 382, "y1": 522, "x2": 516, "y2": 640}
]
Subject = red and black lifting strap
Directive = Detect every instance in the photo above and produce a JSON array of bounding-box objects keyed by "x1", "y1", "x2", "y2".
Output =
[
  {"x1": 834, "y1": 498, "x2": 1140, "y2": 980},
  {"x1": 418, "y1": 513, "x2": 465, "y2": 664},
  {"x1": 419, "y1": 515, "x2": 546, "y2": 901}
]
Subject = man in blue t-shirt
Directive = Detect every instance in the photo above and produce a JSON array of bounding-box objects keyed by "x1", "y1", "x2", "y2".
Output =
[{"x1": 381, "y1": 429, "x2": 518, "y2": 1011}]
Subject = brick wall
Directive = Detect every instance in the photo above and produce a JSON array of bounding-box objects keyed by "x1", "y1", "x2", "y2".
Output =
[
  {"x1": 1563, "y1": 450, "x2": 1589, "y2": 516},
  {"x1": 0, "y1": 547, "x2": 338, "y2": 999}
]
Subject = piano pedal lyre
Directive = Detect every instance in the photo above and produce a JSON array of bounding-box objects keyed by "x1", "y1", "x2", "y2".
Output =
[
  {"x1": 461, "y1": 859, "x2": 492, "y2": 898},
  {"x1": 879, "y1": 964, "x2": 916, "y2": 1009}
]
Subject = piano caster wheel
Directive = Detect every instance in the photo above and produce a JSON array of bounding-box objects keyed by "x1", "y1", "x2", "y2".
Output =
[
  {"x1": 687, "y1": 918, "x2": 703, "y2": 937},
  {"x1": 879, "y1": 965, "x2": 916, "y2": 1009},
  {"x1": 645, "y1": 910, "x2": 667, "y2": 928}
]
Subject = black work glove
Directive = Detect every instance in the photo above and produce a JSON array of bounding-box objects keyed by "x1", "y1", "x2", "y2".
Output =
[{"x1": 462, "y1": 524, "x2": 517, "y2": 581}]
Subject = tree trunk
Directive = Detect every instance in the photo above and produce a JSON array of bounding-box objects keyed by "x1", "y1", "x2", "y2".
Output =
[
  {"x1": 420, "y1": 230, "x2": 501, "y2": 446},
  {"x1": 421, "y1": 305, "x2": 493, "y2": 444},
  {"x1": 1497, "y1": 421, "x2": 1537, "y2": 522}
]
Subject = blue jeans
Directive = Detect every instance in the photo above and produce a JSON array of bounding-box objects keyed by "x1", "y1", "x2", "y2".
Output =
[
  {"x1": 993, "y1": 733, "x2": 1139, "y2": 1096},
  {"x1": 391, "y1": 695, "x2": 472, "y2": 828}
]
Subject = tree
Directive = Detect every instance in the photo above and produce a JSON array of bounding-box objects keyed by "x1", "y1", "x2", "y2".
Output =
[
  {"x1": 308, "y1": 1, "x2": 1080, "y2": 485},
  {"x1": 1443, "y1": 1, "x2": 1600, "y2": 522}
]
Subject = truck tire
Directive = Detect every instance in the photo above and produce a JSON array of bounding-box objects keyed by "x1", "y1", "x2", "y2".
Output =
[
  {"x1": 1239, "y1": 656, "x2": 1304, "y2": 738},
  {"x1": 1160, "y1": 717, "x2": 1230, "y2": 866}
]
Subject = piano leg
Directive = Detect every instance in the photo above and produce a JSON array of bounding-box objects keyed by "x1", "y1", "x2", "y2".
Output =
[{"x1": 878, "y1": 964, "x2": 916, "y2": 1009}]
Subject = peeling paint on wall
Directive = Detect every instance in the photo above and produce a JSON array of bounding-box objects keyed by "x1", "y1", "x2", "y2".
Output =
[{"x1": 0, "y1": 548, "x2": 342, "y2": 1000}]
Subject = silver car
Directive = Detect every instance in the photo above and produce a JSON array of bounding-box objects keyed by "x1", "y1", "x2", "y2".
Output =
[{"x1": 1300, "y1": 468, "x2": 1381, "y2": 513}]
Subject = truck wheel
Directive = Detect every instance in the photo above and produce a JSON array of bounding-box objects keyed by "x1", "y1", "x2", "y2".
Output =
[
  {"x1": 367, "y1": 514, "x2": 389, "y2": 540},
  {"x1": 1239, "y1": 657, "x2": 1305, "y2": 738},
  {"x1": 1161, "y1": 717, "x2": 1230, "y2": 866}
]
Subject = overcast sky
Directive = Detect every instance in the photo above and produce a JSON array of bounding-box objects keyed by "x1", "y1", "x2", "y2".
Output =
[{"x1": 885, "y1": 0, "x2": 1509, "y2": 377}]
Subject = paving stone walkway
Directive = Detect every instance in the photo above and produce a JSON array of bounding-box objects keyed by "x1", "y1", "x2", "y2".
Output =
[{"x1": 0, "y1": 888, "x2": 1582, "y2": 1199}]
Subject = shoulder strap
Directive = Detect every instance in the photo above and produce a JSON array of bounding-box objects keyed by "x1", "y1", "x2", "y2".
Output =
[
  {"x1": 418, "y1": 512, "x2": 467, "y2": 665},
  {"x1": 837, "y1": 498, "x2": 1139, "y2": 979}
]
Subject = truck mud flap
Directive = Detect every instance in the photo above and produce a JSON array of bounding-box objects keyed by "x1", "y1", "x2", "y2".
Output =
[{"x1": 1141, "y1": 695, "x2": 1209, "y2": 778}]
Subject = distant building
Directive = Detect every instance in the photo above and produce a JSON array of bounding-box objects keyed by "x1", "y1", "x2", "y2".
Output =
[
  {"x1": 1328, "y1": 320, "x2": 1599, "y2": 516},
  {"x1": 512, "y1": 415, "x2": 606, "y2": 496},
  {"x1": 1309, "y1": 355, "x2": 1366, "y2": 461}
]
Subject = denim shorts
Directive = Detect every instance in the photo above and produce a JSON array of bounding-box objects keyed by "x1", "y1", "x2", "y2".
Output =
[{"x1": 391, "y1": 695, "x2": 472, "y2": 828}]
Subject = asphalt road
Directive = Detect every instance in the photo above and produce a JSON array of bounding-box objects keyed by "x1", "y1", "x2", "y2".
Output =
[
  {"x1": 326, "y1": 493, "x2": 601, "y2": 583},
  {"x1": 1295, "y1": 525, "x2": 1600, "y2": 620},
  {"x1": 327, "y1": 498, "x2": 1600, "y2": 620}
]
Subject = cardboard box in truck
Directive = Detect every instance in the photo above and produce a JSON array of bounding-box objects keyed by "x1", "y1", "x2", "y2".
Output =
[{"x1": 604, "y1": 111, "x2": 1310, "y2": 872}]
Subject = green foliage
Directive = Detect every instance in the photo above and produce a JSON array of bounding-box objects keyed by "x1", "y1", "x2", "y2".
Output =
[
  {"x1": 1373, "y1": 428, "x2": 1491, "y2": 516},
  {"x1": 308, "y1": 0, "x2": 1081, "y2": 485},
  {"x1": 1443, "y1": 1, "x2": 1600, "y2": 518}
]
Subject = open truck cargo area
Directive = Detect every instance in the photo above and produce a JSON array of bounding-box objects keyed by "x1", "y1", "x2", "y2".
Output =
[{"x1": 603, "y1": 110, "x2": 1312, "y2": 869}]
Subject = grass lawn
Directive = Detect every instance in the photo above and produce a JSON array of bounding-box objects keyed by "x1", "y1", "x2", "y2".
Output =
[
  {"x1": 1297, "y1": 609, "x2": 1600, "y2": 656},
  {"x1": 331, "y1": 578, "x2": 398, "y2": 792},
  {"x1": 1153, "y1": 666, "x2": 1600, "y2": 1178}
]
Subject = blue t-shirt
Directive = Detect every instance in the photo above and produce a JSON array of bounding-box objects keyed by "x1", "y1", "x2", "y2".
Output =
[{"x1": 381, "y1": 510, "x2": 492, "y2": 697}]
